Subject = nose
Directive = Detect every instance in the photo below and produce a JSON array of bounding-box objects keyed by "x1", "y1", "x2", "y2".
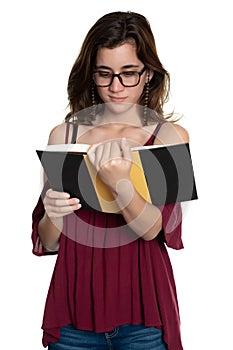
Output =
[{"x1": 109, "y1": 76, "x2": 124, "y2": 92}]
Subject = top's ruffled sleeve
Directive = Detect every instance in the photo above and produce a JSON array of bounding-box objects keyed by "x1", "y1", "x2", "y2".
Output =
[
  {"x1": 31, "y1": 185, "x2": 58, "y2": 256},
  {"x1": 158, "y1": 203, "x2": 184, "y2": 250}
]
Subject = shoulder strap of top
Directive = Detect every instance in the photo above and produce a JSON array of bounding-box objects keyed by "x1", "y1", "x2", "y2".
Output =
[
  {"x1": 65, "y1": 122, "x2": 70, "y2": 144},
  {"x1": 64, "y1": 122, "x2": 78, "y2": 144},
  {"x1": 151, "y1": 121, "x2": 164, "y2": 143},
  {"x1": 71, "y1": 123, "x2": 78, "y2": 144}
]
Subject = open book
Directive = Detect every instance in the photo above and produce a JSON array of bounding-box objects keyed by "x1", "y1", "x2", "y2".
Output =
[{"x1": 36, "y1": 143, "x2": 197, "y2": 213}]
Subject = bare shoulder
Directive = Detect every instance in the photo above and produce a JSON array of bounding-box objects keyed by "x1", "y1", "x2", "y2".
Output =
[
  {"x1": 48, "y1": 122, "x2": 67, "y2": 145},
  {"x1": 171, "y1": 123, "x2": 189, "y2": 143},
  {"x1": 155, "y1": 121, "x2": 189, "y2": 145}
]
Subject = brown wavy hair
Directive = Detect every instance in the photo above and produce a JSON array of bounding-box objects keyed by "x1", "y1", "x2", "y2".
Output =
[{"x1": 66, "y1": 11, "x2": 171, "y2": 123}]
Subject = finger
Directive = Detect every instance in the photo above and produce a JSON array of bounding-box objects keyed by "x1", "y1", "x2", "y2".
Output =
[
  {"x1": 121, "y1": 138, "x2": 132, "y2": 161},
  {"x1": 46, "y1": 189, "x2": 70, "y2": 199},
  {"x1": 52, "y1": 201, "x2": 81, "y2": 213},
  {"x1": 95, "y1": 143, "x2": 104, "y2": 170},
  {"x1": 99, "y1": 141, "x2": 111, "y2": 167},
  {"x1": 87, "y1": 148, "x2": 95, "y2": 166},
  {"x1": 88, "y1": 142, "x2": 101, "y2": 153},
  {"x1": 45, "y1": 199, "x2": 79, "y2": 213},
  {"x1": 45, "y1": 191, "x2": 80, "y2": 207},
  {"x1": 47, "y1": 205, "x2": 81, "y2": 218},
  {"x1": 52, "y1": 197, "x2": 80, "y2": 207},
  {"x1": 45, "y1": 200, "x2": 82, "y2": 218},
  {"x1": 87, "y1": 143, "x2": 101, "y2": 167},
  {"x1": 110, "y1": 140, "x2": 122, "y2": 160}
]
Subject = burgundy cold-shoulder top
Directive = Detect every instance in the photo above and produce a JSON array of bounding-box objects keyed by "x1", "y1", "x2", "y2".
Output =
[{"x1": 31, "y1": 123, "x2": 184, "y2": 350}]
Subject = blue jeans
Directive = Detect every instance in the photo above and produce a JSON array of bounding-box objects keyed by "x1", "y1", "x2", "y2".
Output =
[{"x1": 48, "y1": 324, "x2": 168, "y2": 349}]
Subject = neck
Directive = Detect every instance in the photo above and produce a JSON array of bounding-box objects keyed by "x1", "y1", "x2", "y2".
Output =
[{"x1": 94, "y1": 102, "x2": 143, "y2": 126}]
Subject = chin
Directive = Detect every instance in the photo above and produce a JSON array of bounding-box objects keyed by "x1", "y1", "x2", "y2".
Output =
[{"x1": 105, "y1": 101, "x2": 136, "y2": 115}]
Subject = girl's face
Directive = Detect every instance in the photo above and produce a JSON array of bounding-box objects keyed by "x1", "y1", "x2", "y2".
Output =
[{"x1": 94, "y1": 43, "x2": 151, "y2": 105}]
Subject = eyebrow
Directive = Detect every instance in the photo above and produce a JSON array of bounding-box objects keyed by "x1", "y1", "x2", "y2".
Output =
[{"x1": 95, "y1": 64, "x2": 140, "y2": 70}]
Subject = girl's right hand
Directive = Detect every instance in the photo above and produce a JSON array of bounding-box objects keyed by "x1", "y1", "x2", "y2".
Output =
[{"x1": 43, "y1": 189, "x2": 82, "y2": 219}]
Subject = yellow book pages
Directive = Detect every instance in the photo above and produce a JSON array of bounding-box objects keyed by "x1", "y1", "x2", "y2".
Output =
[
  {"x1": 83, "y1": 152, "x2": 151, "y2": 213},
  {"x1": 131, "y1": 151, "x2": 151, "y2": 204},
  {"x1": 83, "y1": 155, "x2": 119, "y2": 213}
]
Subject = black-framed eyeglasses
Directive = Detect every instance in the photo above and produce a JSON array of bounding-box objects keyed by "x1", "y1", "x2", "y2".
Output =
[{"x1": 92, "y1": 66, "x2": 147, "y2": 87}]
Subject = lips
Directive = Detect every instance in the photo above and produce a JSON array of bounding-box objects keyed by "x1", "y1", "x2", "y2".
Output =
[{"x1": 109, "y1": 96, "x2": 127, "y2": 102}]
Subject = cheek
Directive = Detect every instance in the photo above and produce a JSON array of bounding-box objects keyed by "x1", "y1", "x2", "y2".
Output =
[{"x1": 131, "y1": 85, "x2": 145, "y2": 101}]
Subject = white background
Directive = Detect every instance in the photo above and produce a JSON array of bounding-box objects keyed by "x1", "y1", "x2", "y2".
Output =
[{"x1": 0, "y1": 0, "x2": 232, "y2": 349}]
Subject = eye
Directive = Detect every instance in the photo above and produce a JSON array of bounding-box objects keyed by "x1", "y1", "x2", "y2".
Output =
[
  {"x1": 122, "y1": 71, "x2": 138, "y2": 77},
  {"x1": 97, "y1": 71, "x2": 112, "y2": 78}
]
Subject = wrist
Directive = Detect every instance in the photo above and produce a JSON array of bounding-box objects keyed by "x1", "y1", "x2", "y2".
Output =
[
  {"x1": 112, "y1": 178, "x2": 134, "y2": 210},
  {"x1": 38, "y1": 213, "x2": 62, "y2": 251}
]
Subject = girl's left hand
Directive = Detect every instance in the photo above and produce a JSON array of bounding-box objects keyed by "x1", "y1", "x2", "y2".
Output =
[{"x1": 87, "y1": 138, "x2": 132, "y2": 192}]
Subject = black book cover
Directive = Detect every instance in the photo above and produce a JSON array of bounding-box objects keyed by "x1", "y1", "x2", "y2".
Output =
[{"x1": 37, "y1": 142, "x2": 197, "y2": 213}]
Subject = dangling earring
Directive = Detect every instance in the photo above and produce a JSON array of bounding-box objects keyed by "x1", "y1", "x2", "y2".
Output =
[
  {"x1": 143, "y1": 72, "x2": 150, "y2": 126},
  {"x1": 91, "y1": 82, "x2": 96, "y2": 120}
]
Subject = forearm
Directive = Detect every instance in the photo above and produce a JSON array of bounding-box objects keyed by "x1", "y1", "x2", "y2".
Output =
[
  {"x1": 87, "y1": 139, "x2": 162, "y2": 240},
  {"x1": 112, "y1": 180, "x2": 162, "y2": 240},
  {"x1": 38, "y1": 213, "x2": 62, "y2": 251}
]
